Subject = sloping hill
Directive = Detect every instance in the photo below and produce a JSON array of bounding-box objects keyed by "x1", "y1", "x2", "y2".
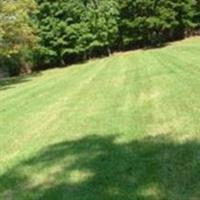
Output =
[{"x1": 1, "y1": 37, "x2": 200, "y2": 200}]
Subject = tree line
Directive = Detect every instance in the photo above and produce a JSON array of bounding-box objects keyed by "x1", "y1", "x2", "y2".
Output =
[{"x1": 0, "y1": 0, "x2": 200, "y2": 76}]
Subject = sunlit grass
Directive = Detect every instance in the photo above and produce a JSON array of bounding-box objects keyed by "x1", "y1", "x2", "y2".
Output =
[{"x1": 1, "y1": 37, "x2": 200, "y2": 200}]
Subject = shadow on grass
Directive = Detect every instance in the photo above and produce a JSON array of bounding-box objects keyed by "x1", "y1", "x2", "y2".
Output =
[
  {"x1": 1, "y1": 134, "x2": 200, "y2": 200},
  {"x1": 0, "y1": 73, "x2": 41, "y2": 91}
]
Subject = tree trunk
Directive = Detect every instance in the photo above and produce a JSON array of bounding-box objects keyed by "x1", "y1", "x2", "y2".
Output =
[
  {"x1": 107, "y1": 47, "x2": 111, "y2": 56},
  {"x1": 83, "y1": 52, "x2": 87, "y2": 61},
  {"x1": 60, "y1": 57, "x2": 65, "y2": 66}
]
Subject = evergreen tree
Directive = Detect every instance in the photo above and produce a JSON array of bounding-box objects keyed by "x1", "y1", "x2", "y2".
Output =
[
  {"x1": 118, "y1": 0, "x2": 196, "y2": 47},
  {"x1": 34, "y1": 0, "x2": 199, "y2": 68}
]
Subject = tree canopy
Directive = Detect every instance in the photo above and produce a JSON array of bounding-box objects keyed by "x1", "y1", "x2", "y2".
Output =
[
  {"x1": 0, "y1": 0, "x2": 37, "y2": 56},
  {"x1": 35, "y1": 0, "x2": 199, "y2": 67},
  {"x1": 0, "y1": 0, "x2": 199, "y2": 74}
]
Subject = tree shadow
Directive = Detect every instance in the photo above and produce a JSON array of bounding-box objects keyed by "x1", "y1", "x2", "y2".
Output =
[
  {"x1": 0, "y1": 73, "x2": 41, "y2": 91},
  {"x1": 1, "y1": 134, "x2": 200, "y2": 200}
]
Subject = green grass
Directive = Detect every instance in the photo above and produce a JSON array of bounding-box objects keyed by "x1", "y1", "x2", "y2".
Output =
[{"x1": 1, "y1": 37, "x2": 200, "y2": 200}]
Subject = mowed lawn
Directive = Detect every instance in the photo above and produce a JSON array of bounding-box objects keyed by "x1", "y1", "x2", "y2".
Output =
[{"x1": 1, "y1": 37, "x2": 200, "y2": 200}]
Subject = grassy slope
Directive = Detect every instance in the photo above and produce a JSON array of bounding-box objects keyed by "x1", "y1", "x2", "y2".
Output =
[{"x1": 1, "y1": 37, "x2": 200, "y2": 200}]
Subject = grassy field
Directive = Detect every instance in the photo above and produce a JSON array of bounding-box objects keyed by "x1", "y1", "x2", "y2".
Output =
[{"x1": 1, "y1": 37, "x2": 200, "y2": 200}]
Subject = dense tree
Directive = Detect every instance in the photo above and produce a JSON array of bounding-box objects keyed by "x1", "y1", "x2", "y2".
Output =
[
  {"x1": 118, "y1": 0, "x2": 197, "y2": 47},
  {"x1": 195, "y1": 0, "x2": 200, "y2": 27},
  {"x1": 0, "y1": 0, "x2": 37, "y2": 56},
  {"x1": 80, "y1": 0, "x2": 119, "y2": 57},
  {"x1": 0, "y1": 0, "x2": 199, "y2": 73},
  {"x1": 0, "y1": 0, "x2": 37, "y2": 75},
  {"x1": 35, "y1": 0, "x2": 84, "y2": 67},
  {"x1": 35, "y1": 0, "x2": 198, "y2": 68},
  {"x1": 35, "y1": 0, "x2": 119, "y2": 67}
]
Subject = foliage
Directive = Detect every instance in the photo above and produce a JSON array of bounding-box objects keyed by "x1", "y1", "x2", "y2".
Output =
[
  {"x1": 0, "y1": 0, "x2": 199, "y2": 71},
  {"x1": 0, "y1": 0, "x2": 38, "y2": 76},
  {"x1": 118, "y1": 0, "x2": 197, "y2": 47},
  {"x1": 35, "y1": 0, "x2": 119, "y2": 66},
  {"x1": 195, "y1": 0, "x2": 200, "y2": 27},
  {"x1": 0, "y1": 0, "x2": 37, "y2": 56},
  {"x1": 35, "y1": 0, "x2": 198, "y2": 67}
]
